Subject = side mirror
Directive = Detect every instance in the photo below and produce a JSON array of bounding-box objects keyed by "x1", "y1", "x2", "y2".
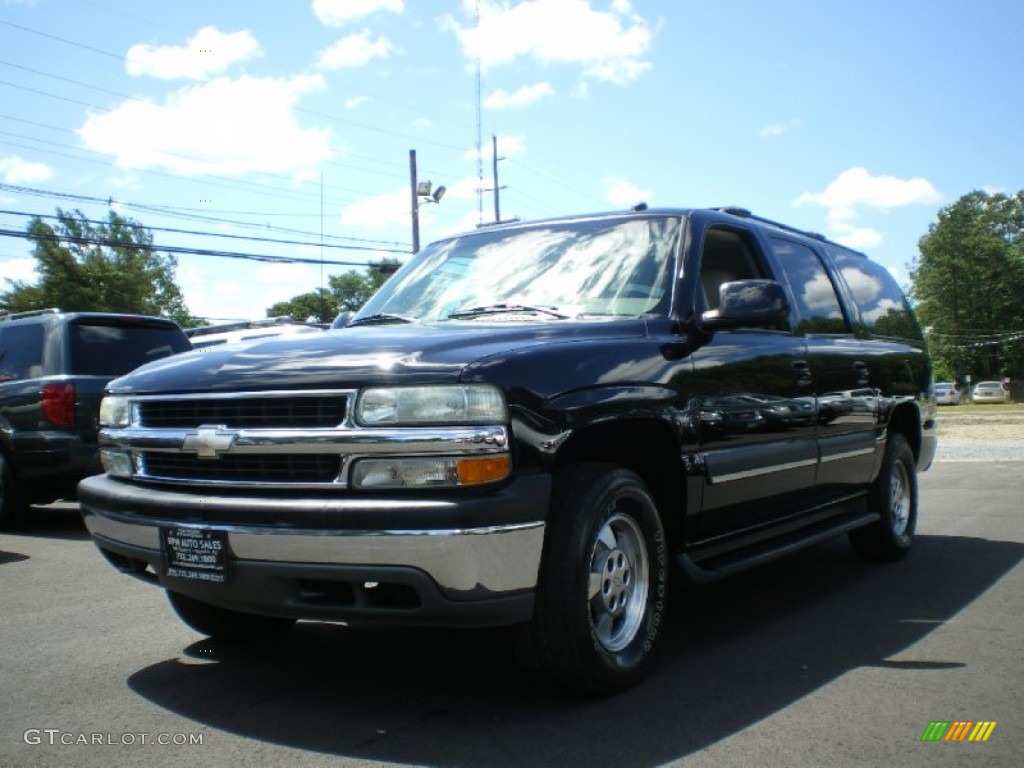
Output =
[
  {"x1": 330, "y1": 311, "x2": 354, "y2": 329},
  {"x1": 701, "y1": 279, "x2": 789, "y2": 330}
]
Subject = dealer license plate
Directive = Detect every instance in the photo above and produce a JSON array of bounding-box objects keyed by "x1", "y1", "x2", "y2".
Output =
[{"x1": 160, "y1": 526, "x2": 230, "y2": 584}]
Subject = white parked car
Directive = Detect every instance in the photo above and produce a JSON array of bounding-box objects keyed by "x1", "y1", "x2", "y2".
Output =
[
  {"x1": 934, "y1": 382, "x2": 964, "y2": 405},
  {"x1": 971, "y1": 381, "x2": 1009, "y2": 404}
]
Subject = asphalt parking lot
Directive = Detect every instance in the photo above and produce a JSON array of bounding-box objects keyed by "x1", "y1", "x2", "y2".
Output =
[{"x1": 2, "y1": 458, "x2": 1021, "y2": 768}]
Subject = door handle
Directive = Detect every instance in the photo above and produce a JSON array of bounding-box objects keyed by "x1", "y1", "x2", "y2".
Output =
[
  {"x1": 792, "y1": 360, "x2": 812, "y2": 387},
  {"x1": 853, "y1": 361, "x2": 870, "y2": 386}
]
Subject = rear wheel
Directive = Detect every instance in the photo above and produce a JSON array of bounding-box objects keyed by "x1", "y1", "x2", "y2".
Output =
[
  {"x1": 850, "y1": 433, "x2": 917, "y2": 561},
  {"x1": 515, "y1": 464, "x2": 668, "y2": 695},
  {"x1": 167, "y1": 591, "x2": 296, "y2": 641}
]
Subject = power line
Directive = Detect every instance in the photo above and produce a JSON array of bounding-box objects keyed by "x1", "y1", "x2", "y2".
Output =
[
  {"x1": 0, "y1": 209, "x2": 405, "y2": 253},
  {"x1": 0, "y1": 226, "x2": 406, "y2": 261},
  {"x1": 0, "y1": 19, "x2": 123, "y2": 60},
  {"x1": 0, "y1": 183, "x2": 408, "y2": 249}
]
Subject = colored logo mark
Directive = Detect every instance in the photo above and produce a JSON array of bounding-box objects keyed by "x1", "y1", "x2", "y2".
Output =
[{"x1": 921, "y1": 721, "x2": 997, "y2": 742}]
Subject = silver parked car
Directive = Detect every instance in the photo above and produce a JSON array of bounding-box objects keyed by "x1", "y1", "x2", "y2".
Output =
[
  {"x1": 971, "y1": 381, "x2": 1009, "y2": 404},
  {"x1": 934, "y1": 382, "x2": 964, "y2": 405}
]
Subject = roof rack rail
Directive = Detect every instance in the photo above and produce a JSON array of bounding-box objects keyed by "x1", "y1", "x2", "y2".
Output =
[
  {"x1": 185, "y1": 315, "x2": 302, "y2": 338},
  {"x1": 711, "y1": 207, "x2": 828, "y2": 242},
  {"x1": 0, "y1": 307, "x2": 62, "y2": 322}
]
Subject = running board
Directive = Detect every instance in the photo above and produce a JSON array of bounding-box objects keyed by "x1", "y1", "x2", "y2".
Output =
[{"x1": 677, "y1": 511, "x2": 880, "y2": 584}]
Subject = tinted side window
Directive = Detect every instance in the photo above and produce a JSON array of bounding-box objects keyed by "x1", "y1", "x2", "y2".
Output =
[
  {"x1": 770, "y1": 238, "x2": 848, "y2": 334},
  {"x1": 0, "y1": 324, "x2": 45, "y2": 381},
  {"x1": 69, "y1": 322, "x2": 188, "y2": 376},
  {"x1": 829, "y1": 248, "x2": 922, "y2": 341}
]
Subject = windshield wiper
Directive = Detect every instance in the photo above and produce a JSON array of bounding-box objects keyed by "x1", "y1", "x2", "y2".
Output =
[
  {"x1": 447, "y1": 303, "x2": 571, "y2": 320},
  {"x1": 346, "y1": 313, "x2": 416, "y2": 327}
]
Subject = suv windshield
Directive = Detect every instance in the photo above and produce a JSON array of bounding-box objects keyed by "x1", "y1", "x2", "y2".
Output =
[
  {"x1": 356, "y1": 216, "x2": 681, "y2": 323},
  {"x1": 69, "y1": 320, "x2": 191, "y2": 376}
]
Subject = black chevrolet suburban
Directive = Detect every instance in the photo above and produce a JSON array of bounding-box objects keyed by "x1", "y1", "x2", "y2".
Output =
[
  {"x1": 78, "y1": 207, "x2": 937, "y2": 694},
  {"x1": 0, "y1": 309, "x2": 191, "y2": 528}
]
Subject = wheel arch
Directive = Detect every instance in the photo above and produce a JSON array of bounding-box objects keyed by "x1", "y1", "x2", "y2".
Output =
[
  {"x1": 886, "y1": 400, "x2": 922, "y2": 462},
  {"x1": 550, "y1": 417, "x2": 688, "y2": 551}
]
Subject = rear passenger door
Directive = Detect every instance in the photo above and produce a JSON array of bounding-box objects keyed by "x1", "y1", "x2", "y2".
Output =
[
  {"x1": 687, "y1": 220, "x2": 818, "y2": 540},
  {"x1": 767, "y1": 238, "x2": 877, "y2": 498}
]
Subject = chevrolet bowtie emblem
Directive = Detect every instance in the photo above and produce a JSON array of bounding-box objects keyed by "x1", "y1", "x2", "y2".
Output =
[{"x1": 181, "y1": 426, "x2": 236, "y2": 459}]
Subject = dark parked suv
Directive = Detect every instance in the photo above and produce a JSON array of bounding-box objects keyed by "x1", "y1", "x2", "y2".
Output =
[
  {"x1": 78, "y1": 207, "x2": 937, "y2": 694},
  {"x1": 0, "y1": 309, "x2": 191, "y2": 527}
]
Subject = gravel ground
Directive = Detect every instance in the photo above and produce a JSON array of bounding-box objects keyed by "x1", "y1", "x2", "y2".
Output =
[{"x1": 934, "y1": 411, "x2": 1024, "y2": 462}]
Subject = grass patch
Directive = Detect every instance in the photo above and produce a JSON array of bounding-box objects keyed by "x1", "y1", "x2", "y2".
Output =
[{"x1": 940, "y1": 403, "x2": 1024, "y2": 413}]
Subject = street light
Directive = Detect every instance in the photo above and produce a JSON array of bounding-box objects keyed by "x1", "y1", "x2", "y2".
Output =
[{"x1": 409, "y1": 149, "x2": 445, "y2": 253}]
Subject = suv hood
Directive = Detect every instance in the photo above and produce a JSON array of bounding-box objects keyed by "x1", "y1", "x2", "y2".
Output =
[{"x1": 109, "y1": 320, "x2": 649, "y2": 395}]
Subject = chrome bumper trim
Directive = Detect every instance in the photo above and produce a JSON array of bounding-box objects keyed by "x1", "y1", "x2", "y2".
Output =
[{"x1": 83, "y1": 510, "x2": 545, "y2": 596}]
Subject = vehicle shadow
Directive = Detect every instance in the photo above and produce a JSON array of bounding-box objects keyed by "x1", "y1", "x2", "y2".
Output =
[
  {"x1": 0, "y1": 549, "x2": 29, "y2": 566},
  {"x1": 126, "y1": 533, "x2": 1023, "y2": 767},
  {"x1": 7, "y1": 502, "x2": 89, "y2": 541}
]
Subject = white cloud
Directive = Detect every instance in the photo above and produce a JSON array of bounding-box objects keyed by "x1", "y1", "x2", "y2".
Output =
[
  {"x1": 313, "y1": 0, "x2": 403, "y2": 26},
  {"x1": 1, "y1": 257, "x2": 38, "y2": 284},
  {"x1": 317, "y1": 30, "x2": 395, "y2": 69},
  {"x1": 759, "y1": 117, "x2": 803, "y2": 138},
  {"x1": 126, "y1": 26, "x2": 262, "y2": 81},
  {"x1": 344, "y1": 96, "x2": 369, "y2": 109},
  {"x1": 79, "y1": 75, "x2": 332, "y2": 177},
  {"x1": 794, "y1": 167, "x2": 942, "y2": 248},
  {"x1": 484, "y1": 82, "x2": 555, "y2": 109},
  {"x1": 463, "y1": 135, "x2": 527, "y2": 161},
  {"x1": 0, "y1": 154, "x2": 53, "y2": 184},
  {"x1": 443, "y1": 0, "x2": 653, "y2": 84},
  {"x1": 603, "y1": 175, "x2": 650, "y2": 207},
  {"x1": 831, "y1": 225, "x2": 883, "y2": 250},
  {"x1": 179, "y1": 262, "x2": 322, "y2": 321},
  {"x1": 341, "y1": 188, "x2": 410, "y2": 228},
  {"x1": 795, "y1": 167, "x2": 942, "y2": 210}
]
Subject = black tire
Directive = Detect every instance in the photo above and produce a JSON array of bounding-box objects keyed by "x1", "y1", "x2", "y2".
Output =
[
  {"x1": 849, "y1": 433, "x2": 917, "y2": 561},
  {"x1": 515, "y1": 464, "x2": 668, "y2": 695},
  {"x1": 166, "y1": 590, "x2": 296, "y2": 641},
  {"x1": 0, "y1": 454, "x2": 29, "y2": 531}
]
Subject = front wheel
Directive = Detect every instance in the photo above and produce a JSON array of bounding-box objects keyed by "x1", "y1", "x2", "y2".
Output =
[
  {"x1": 167, "y1": 591, "x2": 296, "y2": 641},
  {"x1": 515, "y1": 464, "x2": 668, "y2": 695},
  {"x1": 849, "y1": 433, "x2": 917, "y2": 561},
  {"x1": 0, "y1": 454, "x2": 29, "y2": 531}
]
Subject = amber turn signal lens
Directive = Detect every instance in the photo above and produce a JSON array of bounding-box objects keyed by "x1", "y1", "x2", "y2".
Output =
[{"x1": 456, "y1": 455, "x2": 511, "y2": 485}]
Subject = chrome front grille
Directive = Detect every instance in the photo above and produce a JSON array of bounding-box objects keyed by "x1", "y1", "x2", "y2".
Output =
[
  {"x1": 101, "y1": 389, "x2": 509, "y2": 490},
  {"x1": 140, "y1": 452, "x2": 342, "y2": 484},
  {"x1": 138, "y1": 393, "x2": 347, "y2": 429}
]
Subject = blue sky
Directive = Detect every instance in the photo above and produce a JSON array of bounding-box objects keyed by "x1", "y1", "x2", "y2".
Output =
[{"x1": 1, "y1": 0, "x2": 1021, "y2": 322}]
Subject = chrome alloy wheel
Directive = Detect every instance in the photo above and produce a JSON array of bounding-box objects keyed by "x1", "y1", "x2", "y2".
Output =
[
  {"x1": 890, "y1": 460, "x2": 912, "y2": 537},
  {"x1": 588, "y1": 511, "x2": 650, "y2": 653}
]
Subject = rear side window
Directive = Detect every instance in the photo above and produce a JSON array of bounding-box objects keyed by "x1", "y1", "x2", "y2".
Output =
[
  {"x1": 770, "y1": 238, "x2": 848, "y2": 334},
  {"x1": 0, "y1": 324, "x2": 45, "y2": 381},
  {"x1": 69, "y1": 321, "x2": 189, "y2": 376},
  {"x1": 829, "y1": 249, "x2": 922, "y2": 341}
]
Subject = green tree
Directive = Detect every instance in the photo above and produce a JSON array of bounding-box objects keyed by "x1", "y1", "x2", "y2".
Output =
[
  {"x1": 910, "y1": 190, "x2": 1024, "y2": 380},
  {"x1": 267, "y1": 259, "x2": 399, "y2": 323},
  {"x1": 1, "y1": 208, "x2": 196, "y2": 325}
]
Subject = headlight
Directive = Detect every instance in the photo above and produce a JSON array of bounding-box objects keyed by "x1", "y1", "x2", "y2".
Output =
[
  {"x1": 100, "y1": 449, "x2": 134, "y2": 478},
  {"x1": 351, "y1": 455, "x2": 511, "y2": 489},
  {"x1": 355, "y1": 385, "x2": 507, "y2": 425},
  {"x1": 99, "y1": 396, "x2": 132, "y2": 427}
]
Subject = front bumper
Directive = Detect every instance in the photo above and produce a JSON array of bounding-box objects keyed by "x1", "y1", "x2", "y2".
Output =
[{"x1": 78, "y1": 473, "x2": 549, "y2": 627}]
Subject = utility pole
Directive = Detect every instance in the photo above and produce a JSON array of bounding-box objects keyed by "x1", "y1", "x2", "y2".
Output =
[
  {"x1": 408, "y1": 149, "x2": 445, "y2": 253},
  {"x1": 409, "y1": 149, "x2": 420, "y2": 254},
  {"x1": 491, "y1": 134, "x2": 504, "y2": 223}
]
